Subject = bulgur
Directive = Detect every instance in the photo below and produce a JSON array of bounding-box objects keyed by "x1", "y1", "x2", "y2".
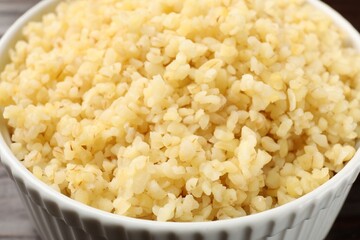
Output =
[{"x1": 1, "y1": 0, "x2": 360, "y2": 221}]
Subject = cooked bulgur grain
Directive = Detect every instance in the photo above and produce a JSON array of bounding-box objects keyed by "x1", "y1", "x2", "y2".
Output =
[{"x1": 1, "y1": 0, "x2": 360, "y2": 221}]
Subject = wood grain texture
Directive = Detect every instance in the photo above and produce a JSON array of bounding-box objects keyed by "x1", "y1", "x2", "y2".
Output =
[
  {"x1": 0, "y1": 0, "x2": 39, "y2": 37},
  {"x1": 0, "y1": 166, "x2": 40, "y2": 240},
  {"x1": 0, "y1": 0, "x2": 360, "y2": 240}
]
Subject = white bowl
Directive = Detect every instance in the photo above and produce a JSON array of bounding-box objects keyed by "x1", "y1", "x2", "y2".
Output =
[{"x1": 1, "y1": 1, "x2": 360, "y2": 240}]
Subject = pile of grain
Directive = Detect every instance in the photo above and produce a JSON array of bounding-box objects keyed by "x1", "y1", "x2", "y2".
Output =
[{"x1": 1, "y1": 0, "x2": 360, "y2": 221}]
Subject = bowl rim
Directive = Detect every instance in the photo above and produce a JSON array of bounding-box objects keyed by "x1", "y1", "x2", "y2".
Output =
[{"x1": 1, "y1": 0, "x2": 360, "y2": 232}]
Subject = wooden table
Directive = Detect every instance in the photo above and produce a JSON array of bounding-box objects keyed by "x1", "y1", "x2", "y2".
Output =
[{"x1": 0, "y1": 1, "x2": 360, "y2": 239}]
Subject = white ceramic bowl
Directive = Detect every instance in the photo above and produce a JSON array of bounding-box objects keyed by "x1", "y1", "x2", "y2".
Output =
[{"x1": 1, "y1": 1, "x2": 360, "y2": 240}]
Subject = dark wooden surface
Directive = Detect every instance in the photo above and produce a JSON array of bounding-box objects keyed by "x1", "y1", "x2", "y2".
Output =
[{"x1": 0, "y1": 1, "x2": 360, "y2": 240}]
